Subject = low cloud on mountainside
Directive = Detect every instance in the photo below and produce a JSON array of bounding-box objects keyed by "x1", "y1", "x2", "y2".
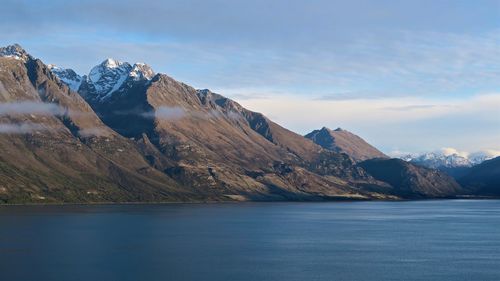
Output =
[
  {"x1": 77, "y1": 127, "x2": 108, "y2": 137},
  {"x1": 0, "y1": 101, "x2": 64, "y2": 116},
  {"x1": 0, "y1": 122, "x2": 46, "y2": 134},
  {"x1": 151, "y1": 106, "x2": 186, "y2": 120},
  {"x1": 0, "y1": 102, "x2": 61, "y2": 134},
  {"x1": 141, "y1": 106, "x2": 225, "y2": 121},
  {"x1": 0, "y1": 101, "x2": 95, "y2": 135}
]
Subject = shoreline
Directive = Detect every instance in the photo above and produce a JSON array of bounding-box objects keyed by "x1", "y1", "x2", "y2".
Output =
[{"x1": 1, "y1": 195, "x2": 499, "y2": 207}]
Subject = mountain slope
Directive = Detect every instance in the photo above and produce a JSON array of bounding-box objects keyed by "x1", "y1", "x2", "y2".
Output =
[
  {"x1": 0, "y1": 45, "x2": 196, "y2": 203},
  {"x1": 55, "y1": 54, "x2": 465, "y2": 200},
  {"x1": 305, "y1": 127, "x2": 388, "y2": 161},
  {"x1": 47, "y1": 65, "x2": 83, "y2": 91},
  {"x1": 358, "y1": 158, "x2": 463, "y2": 198},
  {"x1": 459, "y1": 156, "x2": 500, "y2": 195},
  {"x1": 77, "y1": 68, "x2": 376, "y2": 200}
]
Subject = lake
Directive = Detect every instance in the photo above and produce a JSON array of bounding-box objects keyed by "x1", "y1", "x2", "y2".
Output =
[{"x1": 0, "y1": 200, "x2": 499, "y2": 281}]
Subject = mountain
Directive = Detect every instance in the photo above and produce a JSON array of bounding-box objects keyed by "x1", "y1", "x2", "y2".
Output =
[
  {"x1": 0, "y1": 44, "x2": 465, "y2": 203},
  {"x1": 75, "y1": 59, "x2": 378, "y2": 200},
  {"x1": 79, "y1": 58, "x2": 155, "y2": 104},
  {"x1": 358, "y1": 158, "x2": 463, "y2": 198},
  {"x1": 401, "y1": 151, "x2": 497, "y2": 178},
  {"x1": 0, "y1": 44, "x2": 30, "y2": 61},
  {"x1": 305, "y1": 127, "x2": 388, "y2": 162},
  {"x1": 47, "y1": 65, "x2": 83, "y2": 92},
  {"x1": 0, "y1": 46, "x2": 198, "y2": 203},
  {"x1": 459, "y1": 156, "x2": 500, "y2": 195}
]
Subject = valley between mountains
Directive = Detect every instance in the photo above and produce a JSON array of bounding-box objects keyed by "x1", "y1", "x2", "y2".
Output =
[{"x1": 0, "y1": 44, "x2": 497, "y2": 204}]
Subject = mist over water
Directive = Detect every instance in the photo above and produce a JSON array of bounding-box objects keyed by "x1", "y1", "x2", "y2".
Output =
[{"x1": 1, "y1": 200, "x2": 499, "y2": 281}]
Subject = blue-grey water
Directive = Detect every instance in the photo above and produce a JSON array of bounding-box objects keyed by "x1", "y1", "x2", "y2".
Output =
[{"x1": 0, "y1": 200, "x2": 499, "y2": 281}]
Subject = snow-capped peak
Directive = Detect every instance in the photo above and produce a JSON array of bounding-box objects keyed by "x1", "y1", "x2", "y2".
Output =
[
  {"x1": 88, "y1": 58, "x2": 132, "y2": 86},
  {"x1": 82, "y1": 59, "x2": 155, "y2": 100},
  {"x1": 48, "y1": 64, "x2": 83, "y2": 92},
  {"x1": 401, "y1": 149, "x2": 498, "y2": 168},
  {"x1": 0, "y1": 44, "x2": 30, "y2": 61},
  {"x1": 102, "y1": 58, "x2": 122, "y2": 69},
  {"x1": 130, "y1": 63, "x2": 155, "y2": 80}
]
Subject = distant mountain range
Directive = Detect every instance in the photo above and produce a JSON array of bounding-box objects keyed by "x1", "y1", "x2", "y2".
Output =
[
  {"x1": 0, "y1": 44, "x2": 497, "y2": 203},
  {"x1": 401, "y1": 151, "x2": 493, "y2": 168},
  {"x1": 400, "y1": 151, "x2": 498, "y2": 178},
  {"x1": 459, "y1": 157, "x2": 500, "y2": 196}
]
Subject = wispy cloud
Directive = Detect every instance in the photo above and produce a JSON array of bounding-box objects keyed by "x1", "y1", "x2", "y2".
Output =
[
  {"x1": 155, "y1": 106, "x2": 186, "y2": 120},
  {"x1": 78, "y1": 127, "x2": 108, "y2": 137},
  {"x1": 0, "y1": 122, "x2": 46, "y2": 134},
  {"x1": 0, "y1": 0, "x2": 498, "y2": 153},
  {"x1": 0, "y1": 101, "x2": 64, "y2": 116},
  {"x1": 142, "y1": 106, "x2": 226, "y2": 121},
  {"x1": 141, "y1": 106, "x2": 186, "y2": 120},
  {"x1": 440, "y1": 147, "x2": 469, "y2": 158},
  {"x1": 1, "y1": 1, "x2": 498, "y2": 100},
  {"x1": 382, "y1": 104, "x2": 442, "y2": 111}
]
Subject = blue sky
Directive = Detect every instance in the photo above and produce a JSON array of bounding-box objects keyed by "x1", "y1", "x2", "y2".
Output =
[{"x1": 1, "y1": 0, "x2": 499, "y2": 155}]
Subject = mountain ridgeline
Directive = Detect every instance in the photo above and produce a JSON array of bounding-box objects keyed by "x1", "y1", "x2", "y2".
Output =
[
  {"x1": 305, "y1": 127, "x2": 388, "y2": 162},
  {"x1": 0, "y1": 44, "x2": 494, "y2": 203},
  {"x1": 458, "y1": 157, "x2": 500, "y2": 196}
]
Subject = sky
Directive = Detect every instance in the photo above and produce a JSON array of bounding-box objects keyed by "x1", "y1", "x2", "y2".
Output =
[{"x1": 0, "y1": 0, "x2": 499, "y2": 156}]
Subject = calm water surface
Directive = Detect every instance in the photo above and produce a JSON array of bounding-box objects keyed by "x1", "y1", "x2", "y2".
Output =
[{"x1": 0, "y1": 200, "x2": 499, "y2": 281}]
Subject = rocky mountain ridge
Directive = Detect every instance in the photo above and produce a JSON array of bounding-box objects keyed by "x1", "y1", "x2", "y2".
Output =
[
  {"x1": 305, "y1": 127, "x2": 388, "y2": 162},
  {"x1": 401, "y1": 151, "x2": 492, "y2": 168},
  {"x1": 0, "y1": 44, "x2": 492, "y2": 203}
]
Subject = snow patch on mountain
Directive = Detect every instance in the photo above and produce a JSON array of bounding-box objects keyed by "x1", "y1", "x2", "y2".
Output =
[
  {"x1": 130, "y1": 63, "x2": 155, "y2": 80},
  {"x1": 87, "y1": 58, "x2": 132, "y2": 98},
  {"x1": 0, "y1": 44, "x2": 30, "y2": 61},
  {"x1": 83, "y1": 58, "x2": 155, "y2": 100},
  {"x1": 48, "y1": 65, "x2": 83, "y2": 91}
]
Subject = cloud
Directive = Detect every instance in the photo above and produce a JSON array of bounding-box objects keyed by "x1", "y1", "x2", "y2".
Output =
[
  {"x1": 142, "y1": 106, "x2": 228, "y2": 121},
  {"x1": 78, "y1": 127, "x2": 108, "y2": 137},
  {"x1": 0, "y1": 101, "x2": 64, "y2": 116},
  {"x1": 225, "y1": 93, "x2": 270, "y2": 101},
  {"x1": 387, "y1": 150, "x2": 412, "y2": 158},
  {"x1": 0, "y1": 122, "x2": 46, "y2": 134},
  {"x1": 383, "y1": 104, "x2": 441, "y2": 111},
  {"x1": 141, "y1": 106, "x2": 186, "y2": 120},
  {"x1": 440, "y1": 147, "x2": 468, "y2": 158},
  {"x1": 313, "y1": 92, "x2": 374, "y2": 101},
  {"x1": 1, "y1": 1, "x2": 498, "y2": 100},
  {"x1": 154, "y1": 106, "x2": 186, "y2": 120},
  {"x1": 0, "y1": 0, "x2": 498, "y2": 154},
  {"x1": 469, "y1": 150, "x2": 500, "y2": 159},
  {"x1": 226, "y1": 110, "x2": 243, "y2": 121}
]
